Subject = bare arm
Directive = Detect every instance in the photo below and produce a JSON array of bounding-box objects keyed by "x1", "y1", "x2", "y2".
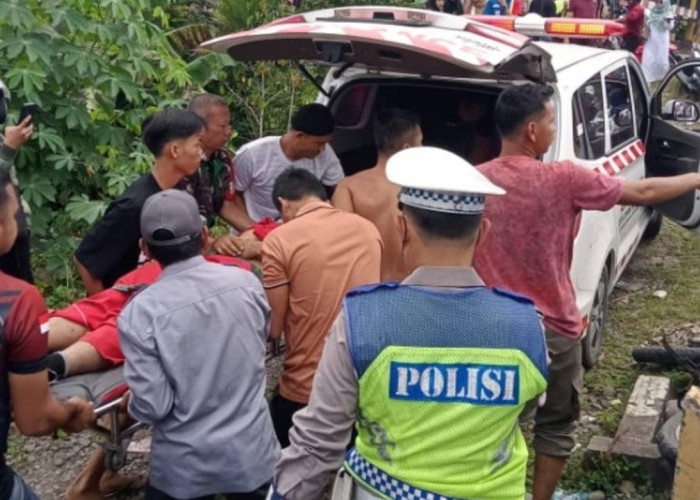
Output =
[
  {"x1": 330, "y1": 183, "x2": 355, "y2": 213},
  {"x1": 265, "y1": 284, "x2": 289, "y2": 341},
  {"x1": 73, "y1": 256, "x2": 105, "y2": 296},
  {"x1": 10, "y1": 371, "x2": 94, "y2": 436},
  {"x1": 620, "y1": 173, "x2": 700, "y2": 206},
  {"x1": 219, "y1": 195, "x2": 256, "y2": 232}
]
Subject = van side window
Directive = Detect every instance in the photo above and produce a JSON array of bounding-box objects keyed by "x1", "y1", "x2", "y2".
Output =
[
  {"x1": 628, "y1": 66, "x2": 648, "y2": 138},
  {"x1": 572, "y1": 76, "x2": 606, "y2": 160},
  {"x1": 604, "y1": 66, "x2": 635, "y2": 150}
]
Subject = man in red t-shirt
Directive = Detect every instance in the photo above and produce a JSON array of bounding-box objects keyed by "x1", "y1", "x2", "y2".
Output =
[
  {"x1": 620, "y1": 0, "x2": 645, "y2": 52},
  {"x1": 0, "y1": 171, "x2": 95, "y2": 498},
  {"x1": 475, "y1": 83, "x2": 700, "y2": 500}
]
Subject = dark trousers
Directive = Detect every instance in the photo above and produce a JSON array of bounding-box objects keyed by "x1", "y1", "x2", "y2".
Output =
[
  {"x1": 0, "y1": 232, "x2": 33, "y2": 284},
  {"x1": 144, "y1": 482, "x2": 270, "y2": 500},
  {"x1": 622, "y1": 35, "x2": 643, "y2": 53},
  {"x1": 270, "y1": 394, "x2": 306, "y2": 448}
]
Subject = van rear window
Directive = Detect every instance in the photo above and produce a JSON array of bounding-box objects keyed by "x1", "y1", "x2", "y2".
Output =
[{"x1": 334, "y1": 84, "x2": 371, "y2": 127}]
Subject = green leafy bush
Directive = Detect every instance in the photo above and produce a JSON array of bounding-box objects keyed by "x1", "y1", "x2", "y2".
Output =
[
  {"x1": 0, "y1": 0, "x2": 194, "y2": 235},
  {"x1": 1, "y1": 0, "x2": 426, "y2": 297}
]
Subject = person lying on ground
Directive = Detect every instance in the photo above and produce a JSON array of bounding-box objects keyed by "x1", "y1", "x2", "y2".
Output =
[
  {"x1": 44, "y1": 254, "x2": 253, "y2": 379},
  {"x1": 74, "y1": 109, "x2": 205, "y2": 295},
  {"x1": 0, "y1": 169, "x2": 95, "y2": 499},
  {"x1": 332, "y1": 108, "x2": 422, "y2": 281},
  {"x1": 119, "y1": 189, "x2": 279, "y2": 499}
]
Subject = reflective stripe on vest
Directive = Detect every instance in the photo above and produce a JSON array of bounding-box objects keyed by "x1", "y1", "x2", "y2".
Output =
[{"x1": 345, "y1": 448, "x2": 463, "y2": 500}]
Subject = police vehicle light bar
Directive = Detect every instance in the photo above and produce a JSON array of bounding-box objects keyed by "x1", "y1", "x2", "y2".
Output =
[{"x1": 469, "y1": 14, "x2": 626, "y2": 38}]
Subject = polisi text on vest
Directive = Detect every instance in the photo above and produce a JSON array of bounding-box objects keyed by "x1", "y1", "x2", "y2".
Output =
[{"x1": 389, "y1": 362, "x2": 520, "y2": 405}]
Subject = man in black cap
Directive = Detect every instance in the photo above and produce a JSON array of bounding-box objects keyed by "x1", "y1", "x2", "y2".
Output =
[
  {"x1": 119, "y1": 189, "x2": 279, "y2": 499},
  {"x1": 222, "y1": 104, "x2": 344, "y2": 234}
]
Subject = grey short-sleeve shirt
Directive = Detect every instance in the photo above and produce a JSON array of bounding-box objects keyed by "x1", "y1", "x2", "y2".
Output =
[{"x1": 233, "y1": 136, "x2": 344, "y2": 221}]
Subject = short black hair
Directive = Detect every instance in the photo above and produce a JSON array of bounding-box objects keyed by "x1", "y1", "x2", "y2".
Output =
[
  {"x1": 402, "y1": 204, "x2": 482, "y2": 242},
  {"x1": 290, "y1": 104, "x2": 335, "y2": 136},
  {"x1": 494, "y1": 84, "x2": 554, "y2": 138},
  {"x1": 188, "y1": 93, "x2": 228, "y2": 119},
  {"x1": 146, "y1": 230, "x2": 202, "y2": 267},
  {"x1": 142, "y1": 108, "x2": 206, "y2": 156},
  {"x1": 373, "y1": 108, "x2": 420, "y2": 155},
  {"x1": 272, "y1": 168, "x2": 328, "y2": 212}
]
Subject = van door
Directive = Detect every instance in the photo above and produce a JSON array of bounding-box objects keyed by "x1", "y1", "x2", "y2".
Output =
[
  {"x1": 646, "y1": 60, "x2": 700, "y2": 235},
  {"x1": 201, "y1": 7, "x2": 556, "y2": 83}
]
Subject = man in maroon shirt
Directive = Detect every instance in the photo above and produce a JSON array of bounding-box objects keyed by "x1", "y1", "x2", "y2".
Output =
[
  {"x1": 0, "y1": 171, "x2": 95, "y2": 498},
  {"x1": 475, "y1": 83, "x2": 700, "y2": 500},
  {"x1": 620, "y1": 0, "x2": 645, "y2": 52},
  {"x1": 568, "y1": 0, "x2": 598, "y2": 17}
]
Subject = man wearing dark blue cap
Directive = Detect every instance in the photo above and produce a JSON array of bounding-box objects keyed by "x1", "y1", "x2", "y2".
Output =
[{"x1": 118, "y1": 189, "x2": 279, "y2": 500}]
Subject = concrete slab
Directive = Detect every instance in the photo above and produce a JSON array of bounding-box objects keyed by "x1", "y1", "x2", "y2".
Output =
[{"x1": 585, "y1": 375, "x2": 673, "y2": 489}]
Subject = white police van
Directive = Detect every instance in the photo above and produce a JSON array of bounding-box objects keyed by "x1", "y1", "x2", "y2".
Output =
[{"x1": 203, "y1": 7, "x2": 700, "y2": 368}]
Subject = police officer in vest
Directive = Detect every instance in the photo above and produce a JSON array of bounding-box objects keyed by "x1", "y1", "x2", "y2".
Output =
[{"x1": 268, "y1": 147, "x2": 548, "y2": 500}]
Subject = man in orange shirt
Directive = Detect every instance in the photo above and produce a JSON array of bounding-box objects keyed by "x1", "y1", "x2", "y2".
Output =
[
  {"x1": 262, "y1": 168, "x2": 382, "y2": 447},
  {"x1": 332, "y1": 108, "x2": 422, "y2": 281}
]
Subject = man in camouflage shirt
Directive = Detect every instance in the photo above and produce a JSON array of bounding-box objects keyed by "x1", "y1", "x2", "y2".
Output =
[{"x1": 186, "y1": 94, "x2": 238, "y2": 229}]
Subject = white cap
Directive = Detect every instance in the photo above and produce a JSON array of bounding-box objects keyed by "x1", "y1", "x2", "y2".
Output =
[{"x1": 386, "y1": 146, "x2": 505, "y2": 215}]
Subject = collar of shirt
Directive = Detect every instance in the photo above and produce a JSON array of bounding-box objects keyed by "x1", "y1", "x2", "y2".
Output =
[
  {"x1": 159, "y1": 255, "x2": 206, "y2": 280},
  {"x1": 401, "y1": 266, "x2": 485, "y2": 288},
  {"x1": 294, "y1": 200, "x2": 333, "y2": 219}
]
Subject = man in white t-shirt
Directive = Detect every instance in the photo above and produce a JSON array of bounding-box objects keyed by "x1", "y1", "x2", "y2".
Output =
[{"x1": 225, "y1": 104, "x2": 344, "y2": 232}]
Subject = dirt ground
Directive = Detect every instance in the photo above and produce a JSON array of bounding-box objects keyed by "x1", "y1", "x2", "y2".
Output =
[{"x1": 7, "y1": 357, "x2": 284, "y2": 499}]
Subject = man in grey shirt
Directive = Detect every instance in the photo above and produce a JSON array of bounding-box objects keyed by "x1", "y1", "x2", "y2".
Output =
[{"x1": 118, "y1": 189, "x2": 279, "y2": 500}]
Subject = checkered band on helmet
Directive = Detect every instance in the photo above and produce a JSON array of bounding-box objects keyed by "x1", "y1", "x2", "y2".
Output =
[{"x1": 399, "y1": 187, "x2": 485, "y2": 215}]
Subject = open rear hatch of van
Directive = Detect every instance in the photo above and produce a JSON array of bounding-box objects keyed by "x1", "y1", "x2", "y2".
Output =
[{"x1": 201, "y1": 6, "x2": 556, "y2": 83}]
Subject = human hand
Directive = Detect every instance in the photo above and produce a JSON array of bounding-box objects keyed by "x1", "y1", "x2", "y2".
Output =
[
  {"x1": 211, "y1": 234, "x2": 244, "y2": 256},
  {"x1": 118, "y1": 390, "x2": 131, "y2": 414},
  {"x1": 63, "y1": 397, "x2": 96, "y2": 433},
  {"x1": 3, "y1": 116, "x2": 33, "y2": 150},
  {"x1": 237, "y1": 239, "x2": 262, "y2": 260}
]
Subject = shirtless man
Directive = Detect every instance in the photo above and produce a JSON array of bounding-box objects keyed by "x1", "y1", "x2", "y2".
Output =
[{"x1": 332, "y1": 108, "x2": 422, "y2": 281}]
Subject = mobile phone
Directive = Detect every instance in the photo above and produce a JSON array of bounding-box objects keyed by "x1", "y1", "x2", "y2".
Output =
[{"x1": 18, "y1": 103, "x2": 38, "y2": 124}]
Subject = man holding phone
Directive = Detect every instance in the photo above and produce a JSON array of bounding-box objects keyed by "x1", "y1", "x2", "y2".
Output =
[{"x1": 0, "y1": 79, "x2": 35, "y2": 284}]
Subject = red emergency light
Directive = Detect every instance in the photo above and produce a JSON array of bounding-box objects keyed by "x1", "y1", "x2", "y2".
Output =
[{"x1": 468, "y1": 15, "x2": 626, "y2": 38}]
